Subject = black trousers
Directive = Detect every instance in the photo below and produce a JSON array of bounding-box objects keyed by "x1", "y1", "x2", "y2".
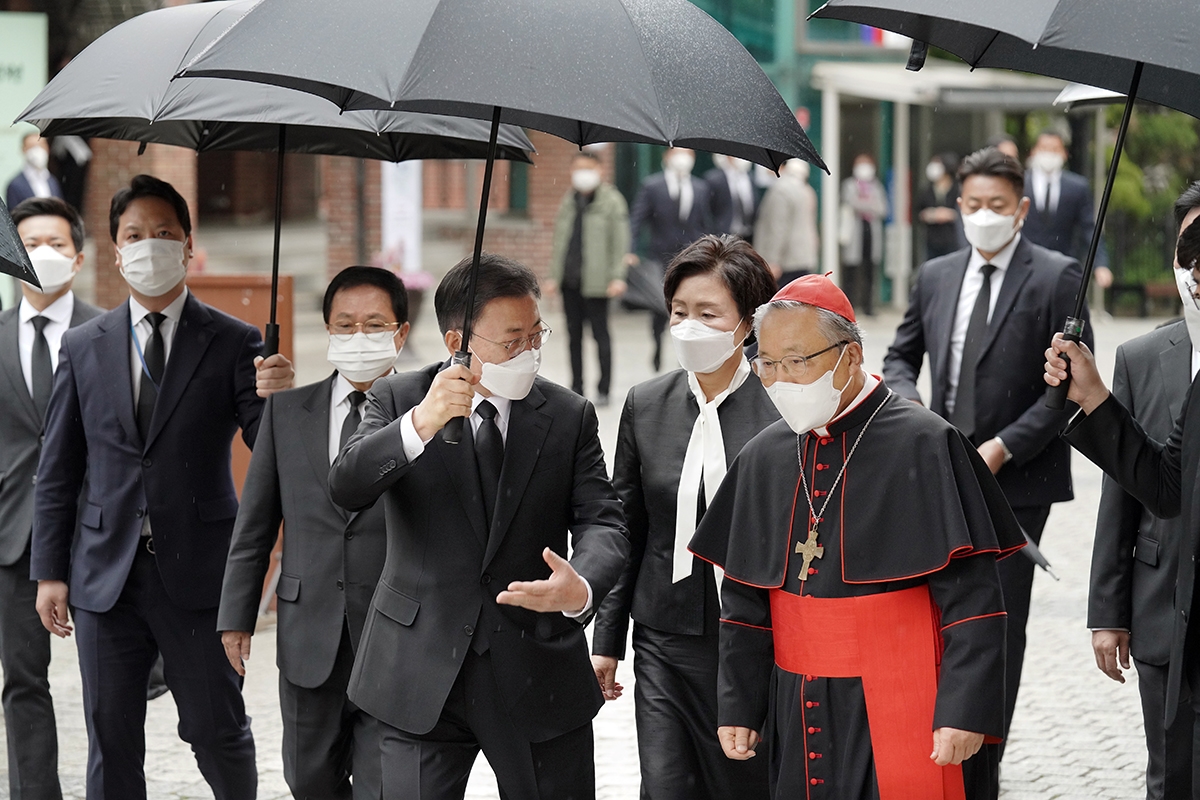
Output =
[
  {"x1": 999, "y1": 503, "x2": 1052, "y2": 750},
  {"x1": 378, "y1": 649, "x2": 595, "y2": 800},
  {"x1": 281, "y1": 621, "x2": 382, "y2": 800},
  {"x1": 0, "y1": 547, "x2": 61, "y2": 800},
  {"x1": 840, "y1": 262, "x2": 875, "y2": 317},
  {"x1": 72, "y1": 543, "x2": 256, "y2": 800},
  {"x1": 562, "y1": 286, "x2": 612, "y2": 397},
  {"x1": 1137, "y1": 658, "x2": 1200, "y2": 800},
  {"x1": 632, "y1": 624, "x2": 768, "y2": 800}
]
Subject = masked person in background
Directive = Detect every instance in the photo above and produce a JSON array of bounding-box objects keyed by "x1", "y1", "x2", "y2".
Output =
[
  {"x1": 705, "y1": 154, "x2": 760, "y2": 241},
  {"x1": 329, "y1": 253, "x2": 628, "y2": 800},
  {"x1": 838, "y1": 154, "x2": 888, "y2": 316},
  {"x1": 917, "y1": 152, "x2": 965, "y2": 261},
  {"x1": 629, "y1": 147, "x2": 714, "y2": 371},
  {"x1": 545, "y1": 151, "x2": 630, "y2": 407},
  {"x1": 690, "y1": 274, "x2": 1021, "y2": 800},
  {"x1": 0, "y1": 197, "x2": 100, "y2": 800},
  {"x1": 219, "y1": 266, "x2": 409, "y2": 800},
  {"x1": 6, "y1": 134, "x2": 63, "y2": 211},
  {"x1": 754, "y1": 159, "x2": 819, "y2": 286},
  {"x1": 883, "y1": 147, "x2": 1091, "y2": 798},
  {"x1": 30, "y1": 174, "x2": 295, "y2": 799},
  {"x1": 591, "y1": 235, "x2": 777, "y2": 800}
]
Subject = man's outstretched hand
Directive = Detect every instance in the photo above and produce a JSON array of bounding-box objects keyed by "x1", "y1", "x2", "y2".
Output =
[{"x1": 495, "y1": 548, "x2": 589, "y2": 614}]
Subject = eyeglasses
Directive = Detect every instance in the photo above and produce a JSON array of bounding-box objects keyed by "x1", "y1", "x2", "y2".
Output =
[
  {"x1": 752, "y1": 341, "x2": 849, "y2": 381},
  {"x1": 327, "y1": 320, "x2": 402, "y2": 336},
  {"x1": 1179, "y1": 269, "x2": 1200, "y2": 311},
  {"x1": 472, "y1": 326, "x2": 552, "y2": 358}
]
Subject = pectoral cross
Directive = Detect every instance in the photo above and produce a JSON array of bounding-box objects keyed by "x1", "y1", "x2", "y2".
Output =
[{"x1": 795, "y1": 528, "x2": 824, "y2": 582}]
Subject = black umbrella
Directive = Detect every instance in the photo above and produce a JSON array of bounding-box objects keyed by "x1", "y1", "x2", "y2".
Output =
[
  {"x1": 17, "y1": 0, "x2": 534, "y2": 355},
  {"x1": 0, "y1": 196, "x2": 39, "y2": 289},
  {"x1": 180, "y1": 0, "x2": 824, "y2": 441},
  {"x1": 811, "y1": 0, "x2": 1199, "y2": 407}
]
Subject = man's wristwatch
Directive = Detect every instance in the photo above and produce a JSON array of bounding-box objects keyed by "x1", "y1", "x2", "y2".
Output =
[{"x1": 993, "y1": 437, "x2": 1014, "y2": 464}]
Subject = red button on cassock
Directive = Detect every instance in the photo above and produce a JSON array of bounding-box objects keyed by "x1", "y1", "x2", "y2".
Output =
[
  {"x1": 805, "y1": 701, "x2": 814, "y2": 708},
  {"x1": 807, "y1": 726, "x2": 817, "y2": 734},
  {"x1": 809, "y1": 752, "x2": 817, "y2": 760}
]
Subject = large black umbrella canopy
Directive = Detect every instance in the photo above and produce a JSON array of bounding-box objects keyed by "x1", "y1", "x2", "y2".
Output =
[
  {"x1": 0, "y1": 196, "x2": 39, "y2": 288},
  {"x1": 812, "y1": 0, "x2": 1198, "y2": 407},
  {"x1": 17, "y1": 0, "x2": 534, "y2": 354},
  {"x1": 179, "y1": 0, "x2": 823, "y2": 172}
]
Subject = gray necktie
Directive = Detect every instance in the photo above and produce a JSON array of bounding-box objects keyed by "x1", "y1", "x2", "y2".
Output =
[
  {"x1": 340, "y1": 391, "x2": 366, "y2": 452},
  {"x1": 30, "y1": 316, "x2": 52, "y2": 420},
  {"x1": 137, "y1": 312, "x2": 166, "y2": 440}
]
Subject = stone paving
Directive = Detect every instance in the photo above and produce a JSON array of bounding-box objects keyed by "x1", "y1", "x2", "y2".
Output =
[{"x1": 3, "y1": 292, "x2": 1168, "y2": 798}]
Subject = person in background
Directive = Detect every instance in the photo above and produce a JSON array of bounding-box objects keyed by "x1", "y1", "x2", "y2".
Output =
[
  {"x1": 916, "y1": 152, "x2": 965, "y2": 261},
  {"x1": 592, "y1": 235, "x2": 776, "y2": 800},
  {"x1": 705, "y1": 154, "x2": 759, "y2": 242},
  {"x1": 628, "y1": 147, "x2": 714, "y2": 371},
  {"x1": 754, "y1": 158, "x2": 819, "y2": 287},
  {"x1": 545, "y1": 151, "x2": 629, "y2": 407},
  {"x1": 987, "y1": 134, "x2": 1021, "y2": 163},
  {"x1": 6, "y1": 134, "x2": 63, "y2": 210},
  {"x1": 838, "y1": 153, "x2": 888, "y2": 316}
]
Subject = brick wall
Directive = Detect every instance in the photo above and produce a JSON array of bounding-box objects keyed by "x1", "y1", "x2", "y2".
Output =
[{"x1": 321, "y1": 156, "x2": 381, "y2": 278}]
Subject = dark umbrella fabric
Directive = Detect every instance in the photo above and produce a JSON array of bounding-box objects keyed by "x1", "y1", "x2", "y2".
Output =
[
  {"x1": 16, "y1": 0, "x2": 534, "y2": 163},
  {"x1": 0, "y1": 197, "x2": 38, "y2": 288},
  {"x1": 179, "y1": 0, "x2": 823, "y2": 172}
]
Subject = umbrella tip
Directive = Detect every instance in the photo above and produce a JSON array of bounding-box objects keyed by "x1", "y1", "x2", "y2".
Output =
[
  {"x1": 137, "y1": 142, "x2": 147, "y2": 156},
  {"x1": 906, "y1": 41, "x2": 928, "y2": 72}
]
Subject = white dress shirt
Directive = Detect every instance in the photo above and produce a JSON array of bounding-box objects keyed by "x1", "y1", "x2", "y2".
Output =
[
  {"x1": 329, "y1": 372, "x2": 394, "y2": 464},
  {"x1": 1029, "y1": 168, "x2": 1061, "y2": 215},
  {"x1": 22, "y1": 165, "x2": 53, "y2": 200},
  {"x1": 946, "y1": 234, "x2": 1021, "y2": 414},
  {"x1": 664, "y1": 170, "x2": 694, "y2": 222},
  {"x1": 129, "y1": 288, "x2": 188, "y2": 404},
  {"x1": 18, "y1": 291, "x2": 74, "y2": 396},
  {"x1": 722, "y1": 166, "x2": 756, "y2": 234}
]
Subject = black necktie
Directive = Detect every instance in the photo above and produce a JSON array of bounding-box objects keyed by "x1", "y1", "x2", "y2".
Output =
[
  {"x1": 30, "y1": 316, "x2": 53, "y2": 421},
  {"x1": 474, "y1": 400, "x2": 504, "y2": 524},
  {"x1": 137, "y1": 312, "x2": 166, "y2": 440},
  {"x1": 339, "y1": 390, "x2": 366, "y2": 452},
  {"x1": 951, "y1": 264, "x2": 997, "y2": 441}
]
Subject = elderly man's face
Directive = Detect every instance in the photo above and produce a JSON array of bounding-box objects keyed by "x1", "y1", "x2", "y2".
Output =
[{"x1": 755, "y1": 306, "x2": 860, "y2": 389}]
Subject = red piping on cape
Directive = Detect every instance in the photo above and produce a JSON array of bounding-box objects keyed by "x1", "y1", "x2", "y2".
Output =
[
  {"x1": 940, "y1": 611, "x2": 1007, "y2": 632},
  {"x1": 719, "y1": 617, "x2": 772, "y2": 632}
]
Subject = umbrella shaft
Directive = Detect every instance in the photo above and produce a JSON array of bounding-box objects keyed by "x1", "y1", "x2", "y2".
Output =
[{"x1": 458, "y1": 105, "x2": 504, "y2": 348}]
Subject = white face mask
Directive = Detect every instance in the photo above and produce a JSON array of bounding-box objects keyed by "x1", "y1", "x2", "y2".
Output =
[
  {"x1": 925, "y1": 162, "x2": 946, "y2": 183},
  {"x1": 24, "y1": 245, "x2": 77, "y2": 294},
  {"x1": 479, "y1": 347, "x2": 541, "y2": 401},
  {"x1": 571, "y1": 168, "x2": 602, "y2": 194},
  {"x1": 670, "y1": 318, "x2": 743, "y2": 374},
  {"x1": 853, "y1": 162, "x2": 876, "y2": 181},
  {"x1": 1030, "y1": 150, "x2": 1065, "y2": 175},
  {"x1": 119, "y1": 238, "x2": 187, "y2": 297},
  {"x1": 781, "y1": 159, "x2": 810, "y2": 181},
  {"x1": 962, "y1": 207, "x2": 1022, "y2": 254},
  {"x1": 327, "y1": 331, "x2": 399, "y2": 384},
  {"x1": 1174, "y1": 267, "x2": 1200, "y2": 353},
  {"x1": 765, "y1": 347, "x2": 849, "y2": 434},
  {"x1": 666, "y1": 152, "x2": 695, "y2": 175},
  {"x1": 24, "y1": 146, "x2": 48, "y2": 171}
]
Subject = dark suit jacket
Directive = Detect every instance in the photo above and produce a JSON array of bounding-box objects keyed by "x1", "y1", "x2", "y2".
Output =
[
  {"x1": 5, "y1": 172, "x2": 64, "y2": 211},
  {"x1": 1022, "y1": 170, "x2": 1104, "y2": 265},
  {"x1": 882, "y1": 237, "x2": 1091, "y2": 507},
  {"x1": 1087, "y1": 321, "x2": 1191, "y2": 666},
  {"x1": 217, "y1": 374, "x2": 386, "y2": 689},
  {"x1": 329, "y1": 364, "x2": 629, "y2": 741},
  {"x1": 703, "y1": 167, "x2": 760, "y2": 238},
  {"x1": 31, "y1": 292, "x2": 264, "y2": 613},
  {"x1": 592, "y1": 370, "x2": 778, "y2": 659},
  {"x1": 0, "y1": 296, "x2": 102, "y2": 567},
  {"x1": 629, "y1": 172, "x2": 713, "y2": 265}
]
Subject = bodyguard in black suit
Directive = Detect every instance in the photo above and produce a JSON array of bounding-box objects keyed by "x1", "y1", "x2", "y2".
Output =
[
  {"x1": 219, "y1": 267, "x2": 410, "y2": 799},
  {"x1": 5, "y1": 135, "x2": 63, "y2": 211},
  {"x1": 0, "y1": 198, "x2": 100, "y2": 800},
  {"x1": 704, "y1": 155, "x2": 759, "y2": 241},
  {"x1": 330, "y1": 254, "x2": 629, "y2": 799},
  {"x1": 30, "y1": 175, "x2": 295, "y2": 800},
  {"x1": 1022, "y1": 131, "x2": 1103, "y2": 268},
  {"x1": 882, "y1": 147, "x2": 1091, "y2": 784}
]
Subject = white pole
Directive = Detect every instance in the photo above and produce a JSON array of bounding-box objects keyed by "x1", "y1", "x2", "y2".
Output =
[
  {"x1": 891, "y1": 102, "x2": 912, "y2": 310},
  {"x1": 821, "y1": 87, "x2": 841, "y2": 283}
]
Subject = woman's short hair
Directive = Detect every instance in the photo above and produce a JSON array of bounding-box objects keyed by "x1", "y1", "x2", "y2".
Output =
[{"x1": 662, "y1": 235, "x2": 777, "y2": 321}]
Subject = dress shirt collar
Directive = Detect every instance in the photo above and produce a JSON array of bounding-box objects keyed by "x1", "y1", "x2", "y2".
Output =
[
  {"x1": 967, "y1": 232, "x2": 1021, "y2": 276},
  {"x1": 22, "y1": 165, "x2": 52, "y2": 197},
  {"x1": 471, "y1": 391, "x2": 511, "y2": 423},
  {"x1": 19, "y1": 290, "x2": 74, "y2": 326},
  {"x1": 129, "y1": 286, "x2": 188, "y2": 328},
  {"x1": 333, "y1": 370, "x2": 392, "y2": 406}
]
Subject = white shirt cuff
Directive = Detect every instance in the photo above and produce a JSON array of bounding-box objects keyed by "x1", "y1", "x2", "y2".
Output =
[
  {"x1": 399, "y1": 409, "x2": 432, "y2": 463},
  {"x1": 562, "y1": 576, "x2": 593, "y2": 619}
]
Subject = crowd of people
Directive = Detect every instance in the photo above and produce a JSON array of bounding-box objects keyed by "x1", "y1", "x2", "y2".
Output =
[{"x1": 0, "y1": 131, "x2": 1195, "y2": 800}]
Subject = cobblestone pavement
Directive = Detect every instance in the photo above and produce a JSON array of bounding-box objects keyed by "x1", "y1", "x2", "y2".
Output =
[{"x1": 3, "y1": 295, "x2": 1165, "y2": 798}]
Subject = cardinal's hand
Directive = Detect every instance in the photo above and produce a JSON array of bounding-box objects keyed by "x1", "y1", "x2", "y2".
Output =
[{"x1": 931, "y1": 727, "x2": 984, "y2": 766}]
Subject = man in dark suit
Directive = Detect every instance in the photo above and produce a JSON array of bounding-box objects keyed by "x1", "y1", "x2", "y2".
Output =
[
  {"x1": 329, "y1": 253, "x2": 629, "y2": 799},
  {"x1": 1022, "y1": 130, "x2": 1107, "y2": 276},
  {"x1": 30, "y1": 174, "x2": 294, "y2": 800},
  {"x1": 882, "y1": 146, "x2": 1091, "y2": 786},
  {"x1": 219, "y1": 266, "x2": 410, "y2": 800},
  {"x1": 0, "y1": 197, "x2": 100, "y2": 800},
  {"x1": 6, "y1": 134, "x2": 63, "y2": 211},
  {"x1": 704, "y1": 153, "x2": 759, "y2": 241},
  {"x1": 628, "y1": 147, "x2": 713, "y2": 371}
]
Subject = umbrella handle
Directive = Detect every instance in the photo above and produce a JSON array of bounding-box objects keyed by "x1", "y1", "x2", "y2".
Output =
[
  {"x1": 1044, "y1": 316, "x2": 1085, "y2": 410},
  {"x1": 263, "y1": 323, "x2": 280, "y2": 358},
  {"x1": 441, "y1": 350, "x2": 473, "y2": 445}
]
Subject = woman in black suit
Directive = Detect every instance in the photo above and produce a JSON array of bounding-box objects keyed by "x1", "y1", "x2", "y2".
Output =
[{"x1": 592, "y1": 235, "x2": 777, "y2": 799}]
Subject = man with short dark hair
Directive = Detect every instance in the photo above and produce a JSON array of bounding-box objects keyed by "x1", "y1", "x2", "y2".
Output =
[
  {"x1": 330, "y1": 253, "x2": 629, "y2": 799},
  {"x1": 883, "y1": 146, "x2": 1092, "y2": 795},
  {"x1": 0, "y1": 196, "x2": 99, "y2": 800},
  {"x1": 31, "y1": 174, "x2": 295, "y2": 799},
  {"x1": 219, "y1": 266, "x2": 409, "y2": 800}
]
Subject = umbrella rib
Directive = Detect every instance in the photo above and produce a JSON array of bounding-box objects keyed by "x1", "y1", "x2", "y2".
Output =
[{"x1": 615, "y1": 0, "x2": 671, "y2": 142}]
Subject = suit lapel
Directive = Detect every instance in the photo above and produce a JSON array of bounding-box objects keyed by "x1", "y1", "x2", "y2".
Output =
[
  {"x1": 145, "y1": 293, "x2": 215, "y2": 450},
  {"x1": 302, "y1": 374, "x2": 341, "y2": 512},
  {"x1": 977, "y1": 240, "x2": 1034, "y2": 362},
  {"x1": 483, "y1": 385, "x2": 551, "y2": 569},
  {"x1": 0, "y1": 311, "x2": 39, "y2": 429},
  {"x1": 94, "y1": 303, "x2": 141, "y2": 446},
  {"x1": 1163, "y1": 328, "x2": 1192, "y2": 422}
]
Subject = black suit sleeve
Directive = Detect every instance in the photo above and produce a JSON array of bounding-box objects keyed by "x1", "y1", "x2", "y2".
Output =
[
  {"x1": 881, "y1": 269, "x2": 929, "y2": 403},
  {"x1": 218, "y1": 394, "x2": 284, "y2": 634},
  {"x1": 628, "y1": 184, "x2": 653, "y2": 254},
  {"x1": 1086, "y1": 345, "x2": 1142, "y2": 631},
  {"x1": 329, "y1": 379, "x2": 414, "y2": 512},
  {"x1": 592, "y1": 388, "x2": 647, "y2": 659},
  {"x1": 717, "y1": 579, "x2": 775, "y2": 732},
  {"x1": 234, "y1": 324, "x2": 267, "y2": 448}
]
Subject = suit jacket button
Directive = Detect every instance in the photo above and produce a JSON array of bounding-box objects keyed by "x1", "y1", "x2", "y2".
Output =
[
  {"x1": 336, "y1": 580, "x2": 343, "y2": 590},
  {"x1": 464, "y1": 625, "x2": 474, "y2": 636},
  {"x1": 30, "y1": 475, "x2": 36, "y2": 485},
  {"x1": 142, "y1": 458, "x2": 152, "y2": 467},
  {"x1": 135, "y1": 507, "x2": 145, "y2": 518},
  {"x1": 344, "y1": 531, "x2": 353, "y2": 540},
  {"x1": 481, "y1": 573, "x2": 491, "y2": 586}
]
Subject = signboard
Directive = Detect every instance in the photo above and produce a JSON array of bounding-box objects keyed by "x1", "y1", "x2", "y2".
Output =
[{"x1": 380, "y1": 160, "x2": 423, "y2": 275}]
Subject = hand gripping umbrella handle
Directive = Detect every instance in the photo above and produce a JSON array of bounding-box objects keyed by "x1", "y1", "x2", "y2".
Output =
[
  {"x1": 263, "y1": 323, "x2": 280, "y2": 358},
  {"x1": 1044, "y1": 316, "x2": 1085, "y2": 410},
  {"x1": 441, "y1": 350, "x2": 473, "y2": 445}
]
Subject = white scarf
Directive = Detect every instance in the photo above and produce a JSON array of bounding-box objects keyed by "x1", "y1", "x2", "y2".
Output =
[{"x1": 672, "y1": 357, "x2": 751, "y2": 583}]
